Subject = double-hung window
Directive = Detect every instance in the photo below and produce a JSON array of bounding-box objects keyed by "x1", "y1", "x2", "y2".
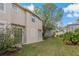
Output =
[
  {"x1": 14, "y1": 27, "x2": 22, "y2": 43},
  {"x1": 32, "y1": 16, "x2": 35, "y2": 23},
  {"x1": 0, "y1": 3, "x2": 5, "y2": 12},
  {"x1": 12, "y1": 4, "x2": 16, "y2": 9}
]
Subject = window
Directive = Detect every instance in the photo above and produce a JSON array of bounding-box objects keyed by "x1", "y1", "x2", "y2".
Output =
[
  {"x1": 12, "y1": 4, "x2": 16, "y2": 9},
  {"x1": 12, "y1": 4, "x2": 20, "y2": 14},
  {"x1": 32, "y1": 16, "x2": 35, "y2": 23},
  {"x1": 16, "y1": 8, "x2": 19, "y2": 14},
  {"x1": 14, "y1": 27, "x2": 22, "y2": 43},
  {"x1": 0, "y1": 3, "x2": 4, "y2": 11},
  {"x1": 16, "y1": 7, "x2": 21, "y2": 14}
]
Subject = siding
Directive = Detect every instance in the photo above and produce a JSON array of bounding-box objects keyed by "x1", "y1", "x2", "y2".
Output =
[
  {"x1": 0, "y1": 4, "x2": 12, "y2": 24},
  {"x1": 11, "y1": 4, "x2": 25, "y2": 26},
  {"x1": 0, "y1": 3, "x2": 42, "y2": 44},
  {"x1": 25, "y1": 12, "x2": 42, "y2": 44}
]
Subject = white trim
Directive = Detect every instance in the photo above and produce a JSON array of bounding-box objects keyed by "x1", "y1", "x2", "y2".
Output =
[{"x1": 23, "y1": 40, "x2": 43, "y2": 44}]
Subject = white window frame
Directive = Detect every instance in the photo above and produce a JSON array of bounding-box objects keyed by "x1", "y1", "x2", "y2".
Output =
[{"x1": 0, "y1": 3, "x2": 6, "y2": 13}]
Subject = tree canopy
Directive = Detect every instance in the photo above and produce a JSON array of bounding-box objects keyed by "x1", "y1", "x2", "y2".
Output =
[{"x1": 34, "y1": 3, "x2": 64, "y2": 39}]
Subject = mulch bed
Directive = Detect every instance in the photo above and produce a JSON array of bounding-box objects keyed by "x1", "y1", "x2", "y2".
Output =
[
  {"x1": 0, "y1": 50, "x2": 16, "y2": 56},
  {"x1": 0, "y1": 48, "x2": 21, "y2": 56}
]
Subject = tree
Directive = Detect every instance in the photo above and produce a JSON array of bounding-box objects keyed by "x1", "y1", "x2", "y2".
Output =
[
  {"x1": 34, "y1": 3, "x2": 64, "y2": 39},
  {"x1": 34, "y1": 7, "x2": 42, "y2": 17},
  {"x1": 77, "y1": 18, "x2": 79, "y2": 21}
]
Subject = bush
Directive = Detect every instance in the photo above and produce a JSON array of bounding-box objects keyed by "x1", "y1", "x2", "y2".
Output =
[
  {"x1": 0, "y1": 26, "x2": 21, "y2": 55},
  {"x1": 0, "y1": 38, "x2": 16, "y2": 54},
  {"x1": 63, "y1": 28, "x2": 79, "y2": 45},
  {"x1": 63, "y1": 32, "x2": 72, "y2": 41}
]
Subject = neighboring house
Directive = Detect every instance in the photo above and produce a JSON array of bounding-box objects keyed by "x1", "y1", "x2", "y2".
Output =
[
  {"x1": 66, "y1": 23, "x2": 79, "y2": 32},
  {"x1": 0, "y1": 3, "x2": 42, "y2": 44}
]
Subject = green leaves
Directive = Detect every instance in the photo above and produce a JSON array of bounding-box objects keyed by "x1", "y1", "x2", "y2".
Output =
[
  {"x1": 0, "y1": 26, "x2": 23, "y2": 53},
  {"x1": 63, "y1": 28, "x2": 79, "y2": 45},
  {"x1": 77, "y1": 18, "x2": 79, "y2": 21},
  {"x1": 44, "y1": 3, "x2": 56, "y2": 11},
  {"x1": 55, "y1": 8, "x2": 64, "y2": 22},
  {"x1": 34, "y1": 3, "x2": 64, "y2": 39}
]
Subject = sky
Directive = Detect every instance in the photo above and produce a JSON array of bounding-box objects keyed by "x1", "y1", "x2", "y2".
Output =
[{"x1": 20, "y1": 3, "x2": 79, "y2": 26}]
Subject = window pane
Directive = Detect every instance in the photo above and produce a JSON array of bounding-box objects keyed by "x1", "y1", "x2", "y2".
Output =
[
  {"x1": 12, "y1": 4, "x2": 16, "y2": 9},
  {"x1": 18, "y1": 28, "x2": 22, "y2": 42},
  {"x1": 0, "y1": 3, "x2": 4, "y2": 11},
  {"x1": 14, "y1": 28, "x2": 22, "y2": 43}
]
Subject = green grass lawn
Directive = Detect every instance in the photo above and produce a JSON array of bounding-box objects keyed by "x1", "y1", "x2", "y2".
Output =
[{"x1": 16, "y1": 37, "x2": 79, "y2": 56}]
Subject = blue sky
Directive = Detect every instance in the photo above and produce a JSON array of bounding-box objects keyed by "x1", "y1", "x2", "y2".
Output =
[{"x1": 20, "y1": 3, "x2": 79, "y2": 26}]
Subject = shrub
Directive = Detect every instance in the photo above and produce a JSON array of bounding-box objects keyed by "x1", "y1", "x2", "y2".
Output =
[
  {"x1": 0, "y1": 26, "x2": 22, "y2": 54},
  {"x1": 63, "y1": 28, "x2": 79, "y2": 45},
  {"x1": 70, "y1": 32, "x2": 79, "y2": 44},
  {"x1": 74, "y1": 28, "x2": 79, "y2": 33}
]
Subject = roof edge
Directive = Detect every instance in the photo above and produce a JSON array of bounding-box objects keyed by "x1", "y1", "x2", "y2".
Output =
[{"x1": 13, "y1": 3, "x2": 42, "y2": 21}]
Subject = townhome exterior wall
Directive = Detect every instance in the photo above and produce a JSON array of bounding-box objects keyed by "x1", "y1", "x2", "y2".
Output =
[
  {"x1": 25, "y1": 12, "x2": 42, "y2": 44},
  {"x1": 66, "y1": 24, "x2": 79, "y2": 32},
  {"x1": 0, "y1": 3, "x2": 42, "y2": 44},
  {"x1": 11, "y1": 5, "x2": 25, "y2": 26},
  {"x1": 0, "y1": 4, "x2": 12, "y2": 24}
]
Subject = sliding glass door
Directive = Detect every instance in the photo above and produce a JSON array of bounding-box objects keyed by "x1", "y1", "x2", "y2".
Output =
[
  {"x1": 12, "y1": 25, "x2": 25, "y2": 44},
  {"x1": 14, "y1": 28, "x2": 22, "y2": 44}
]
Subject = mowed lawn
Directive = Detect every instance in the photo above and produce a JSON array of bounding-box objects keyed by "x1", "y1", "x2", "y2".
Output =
[{"x1": 16, "y1": 38, "x2": 79, "y2": 56}]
